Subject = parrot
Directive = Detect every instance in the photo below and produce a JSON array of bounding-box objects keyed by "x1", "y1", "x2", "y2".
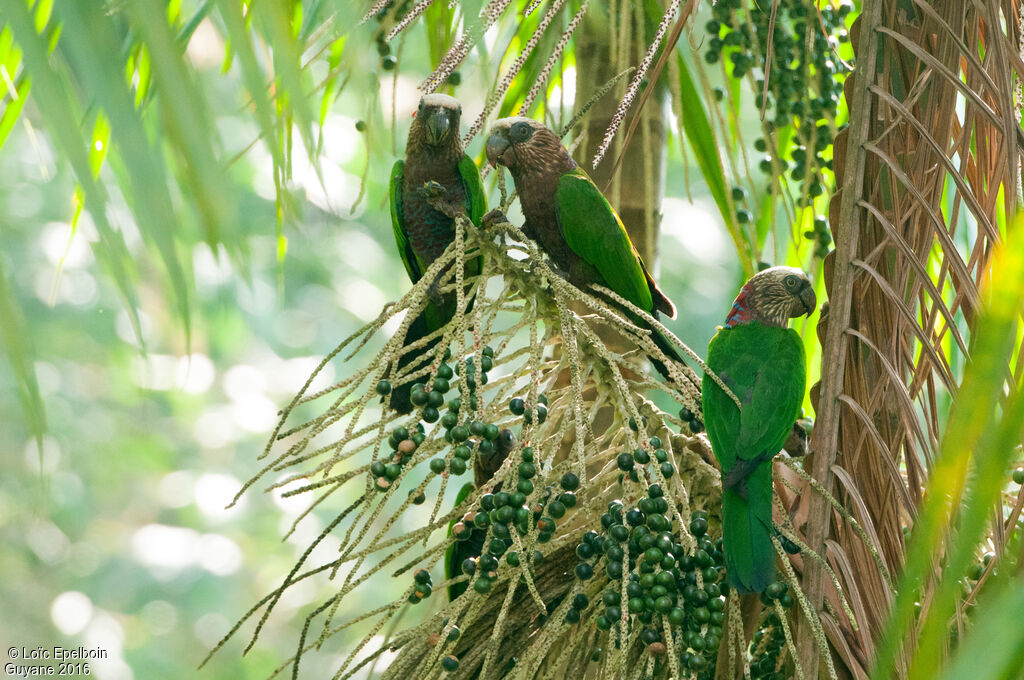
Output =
[
  {"x1": 444, "y1": 428, "x2": 518, "y2": 600},
  {"x1": 700, "y1": 266, "x2": 816, "y2": 594},
  {"x1": 483, "y1": 117, "x2": 686, "y2": 382},
  {"x1": 387, "y1": 94, "x2": 486, "y2": 413}
]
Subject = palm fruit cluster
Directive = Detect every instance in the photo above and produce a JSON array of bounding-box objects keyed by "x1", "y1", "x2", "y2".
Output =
[
  {"x1": 705, "y1": 0, "x2": 852, "y2": 252},
  {"x1": 450, "y1": 462, "x2": 580, "y2": 595},
  {"x1": 371, "y1": 346, "x2": 499, "y2": 487},
  {"x1": 573, "y1": 483, "x2": 727, "y2": 676},
  {"x1": 747, "y1": 610, "x2": 791, "y2": 680},
  {"x1": 615, "y1": 434, "x2": 678, "y2": 484}
]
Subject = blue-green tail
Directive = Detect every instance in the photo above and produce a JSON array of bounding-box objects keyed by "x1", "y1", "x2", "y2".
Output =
[{"x1": 721, "y1": 462, "x2": 775, "y2": 594}]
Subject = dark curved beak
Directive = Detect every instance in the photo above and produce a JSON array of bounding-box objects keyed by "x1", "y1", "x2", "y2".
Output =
[
  {"x1": 485, "y1": 131, "x2": 510, "y2": 167},
  {"x1": 799, "y1": 285, "x2": 817, "y2": 317},
  {"x1": 425, "y1": 110, "x2": 450, "y2": 145}
]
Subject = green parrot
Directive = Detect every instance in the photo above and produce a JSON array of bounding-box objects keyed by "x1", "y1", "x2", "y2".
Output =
[
  {"x1": 701, "y1": 266, "x2": 816, "y2": 593},
  {"x1": 444, "y1": 428, "x2": 517, "y2": 600},
  {"x1": 483, "y1": 117, "x2": 687, "y2": 382},
  {"x1": 387, "y1": 94, "x2": 486, "y2": 413}
]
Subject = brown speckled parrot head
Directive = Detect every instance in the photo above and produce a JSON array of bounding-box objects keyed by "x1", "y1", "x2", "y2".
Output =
[
  {"x1": 485, "y1": 117, "x2": 574, "y2": 175},
  {"x1": 725, "y1": 266, "x2": 816, "y2": 329},
  {"x1": 412, "y1": 93, "x2": 462, "y2": 148}
]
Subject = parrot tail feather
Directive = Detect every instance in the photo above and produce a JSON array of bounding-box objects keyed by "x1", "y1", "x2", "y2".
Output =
[{"x1": 722, "y1": 463, "x2": 776, "y2": 594}]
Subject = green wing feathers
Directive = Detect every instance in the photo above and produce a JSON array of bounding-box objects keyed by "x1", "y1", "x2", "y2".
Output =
[
  {"x1": 702, "y1": 323, "x2": 806, "y2": 593},
  {"x1": 458, "y1": 154, "x2": 487, "y2": 228},
  {"x1": 388, "y1": 160, "x2": 423, "y2": 284},
  {"x1": 555, "y1": 170, "x2": 654, "y2": 313}
]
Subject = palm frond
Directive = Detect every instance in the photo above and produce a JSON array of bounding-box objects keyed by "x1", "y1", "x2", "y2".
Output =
[{"x1": 800, "y1": 0, "x2": 1024, "y2": 675}]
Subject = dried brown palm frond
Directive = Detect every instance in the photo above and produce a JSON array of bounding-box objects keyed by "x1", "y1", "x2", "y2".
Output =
[{"x1": 795, "y1": 0, "x2": 1024, "y2": 676}]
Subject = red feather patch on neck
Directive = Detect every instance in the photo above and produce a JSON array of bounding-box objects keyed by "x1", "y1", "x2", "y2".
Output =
[{"x1": 724, "y1": 285, "x2": 752, "y2": 328}]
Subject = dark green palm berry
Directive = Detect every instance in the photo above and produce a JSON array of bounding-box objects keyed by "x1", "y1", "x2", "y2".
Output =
[
  {"x1": 660, "y1": 463, "x2": 675, "y2": 478},
  {"x1": 449, "y1": 458, "x2": 467, "y2": 476},
  {"x1": 573, "y1": 593, "x2": 590, "y2": 610},
  {"x1": 560, "y1": 472, "x2": 580, "y2": 490},
  {"x1": 1013, "y1": 467, "x2": 1024, "y2": 484},
  {"x1": 370, "y1": 461, "x2": 387, "y2": 477},
  {"x1": 564, "y1": 608, "x2": 581, "y2": 624},
  {"x1": 668, "y1": 606, "x2": 686, "y2": 625},
  {"x1": 425, "y1": 391, "x2": 445, "y2": 409},
  {"x1": 436, "y1": 363, "x2": 453, "y2": 380},
  {"x1": 626, "y1": 509, "x2": 646, "y2": 526},
  {"x1": 407, "y1": 593, "x2": 421, "y2": 604},
  {"x1": 617, "y1": 453, "x2": 635, "y2": 471},
  {"x1": 421, "y1": 405, "x2": 439, "y2": 423},
  {"x1": 384, "y1": 463, "x2": 402, "y2": 480},
  {"x1": 737, "y1": 209, "x2": 753, "y2": 224},
  {"x1": 440, "y1": 412, "x2": 458, "y2": 429},
  {"x1": 433, "y1": 377, "x2": 450, "y2": 393},
  {"x1": 509, "y1": 398, "x2": 525, "y2": 415},
  {"x1": 548, "y1": 500, "x2": 566, "y2": 518},
  {"x1": 450, "y1": 425, "x2": 469, "y2": 442},
  {"x1": 483, "y1": 424, "x2": 500, "y2": 440},
  {"x1": 517, "y1": 479, "x2": 534, "y2": 495},
  {"x1": 731, "y1": 186, "x2": 747, "y2": 201},
  {"x1": 713, "y1": 87, "x2": 725, "y2": 101},
  {"x1": 480, "y1": 355, "x2": 493, "y2": 372},
  {"x1": 446, "y1": 397, "x2": 461, "y2": 412},
  {"x1": 690, "y1": 517, "x2": 708, "y2": 536},
  {"x1": 628, "y1": 597, "x2": 646, "y2": 613},
  {"x1": 575, "y1": 563, "x2": 594, "y2": 580},
  {"x1": 375, "y1": 379, "x2": 391, "y2": 395},
  {"x1": 536, "y1": 404, "x2": 547, "y2": 423},
  {"x1": 633, "y1": 448, "x2": 650, "y2": 464},
  {"x1": 409, "y1": 489, "x2": 426, "y2": 504},
  {"x1": 704, "y1": 50, "x2": 719, "y2": 64},
  {"x1": 410, "y1": 387, "x2": 428, "y2": 406},
  {"x1": 441, "y1": 654, "x2": 459, "y2": 672},
  {"x1": 606, "y1": 604, "x2": 622, "y2": 620},
  {"x1": 765, "y1": 582, "x2": 786, "y2": 600},
  {"x1": 414, "y1": 568, "x2": 432, "y2": 584},
  {"x1": 576, "y1": 542, "x2": 594, "y2": 560},
  {"x1": 429, "y1": 458, "x2": 446, "y2": 474},
  {"x1": 596, "y1": 615, "x2": 612, "y2": 630},
  {"x1": 469, "y1": 420, "x2": 485, "y2": 437},
  {"x1": 610, "y1": 525, "x2": 630, "y2": 542},
  {"x1": 477, "y1": 439, "x2": 494, "y2": 455},
  {"x1": 509, "y1": 491, "x2": 527, "y2": 506}
]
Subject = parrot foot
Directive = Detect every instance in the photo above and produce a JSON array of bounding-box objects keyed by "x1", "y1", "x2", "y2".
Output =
[
  {"x1": 722, "y1": 450, "x2": 776, "y2": 501},
  {"x1": 423, "y1": 181, "x2": 466, "y2": 220},
  {"x1": 481, "y1": 208, "x2": 508, "y2": 231}
]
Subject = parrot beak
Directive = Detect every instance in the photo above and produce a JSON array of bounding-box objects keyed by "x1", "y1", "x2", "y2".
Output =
[
  {"x1": 485, "y1": 131, "x2": 511, "y2": 167},
  {"x1": 424, "y1": 110, "x2": 451, "y2": 145},
  {"x1": 798, "y1": 285, "x2": 817, "y2": 317}
]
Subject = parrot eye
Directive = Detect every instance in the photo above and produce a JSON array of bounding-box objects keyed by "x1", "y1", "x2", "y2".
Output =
[
  {"x1": 510, "y1": 122, "x2": 533, "y2": 142},
  {"x1": 784, "y1": 275, "x2": 799, "y2": 289}
]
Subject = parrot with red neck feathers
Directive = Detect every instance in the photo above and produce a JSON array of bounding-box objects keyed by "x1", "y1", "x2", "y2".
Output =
[
  {"x1": 701, "y1": 266, "x2": 816, "y2": 593},
  {"x1": 387, "y1": 94, "x2": 486, "y2": 413},
  {"x1": 484, "y1": 116, "x2": 686, "y2": 381}
]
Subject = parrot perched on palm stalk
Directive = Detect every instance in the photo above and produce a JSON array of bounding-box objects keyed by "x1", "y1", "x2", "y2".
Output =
[
  {"x1": 701, "y1": 266, "x2": 816, "y2": 594},
  {"x1": 387, "y1": 94, "x2": 486, "y2": 413},
  {"x1": 483, "y1": 117, "x2": 686, "y2": 381},
  {"x1": 444, "y1": 428, "x2": 517, "y2": 600}
]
